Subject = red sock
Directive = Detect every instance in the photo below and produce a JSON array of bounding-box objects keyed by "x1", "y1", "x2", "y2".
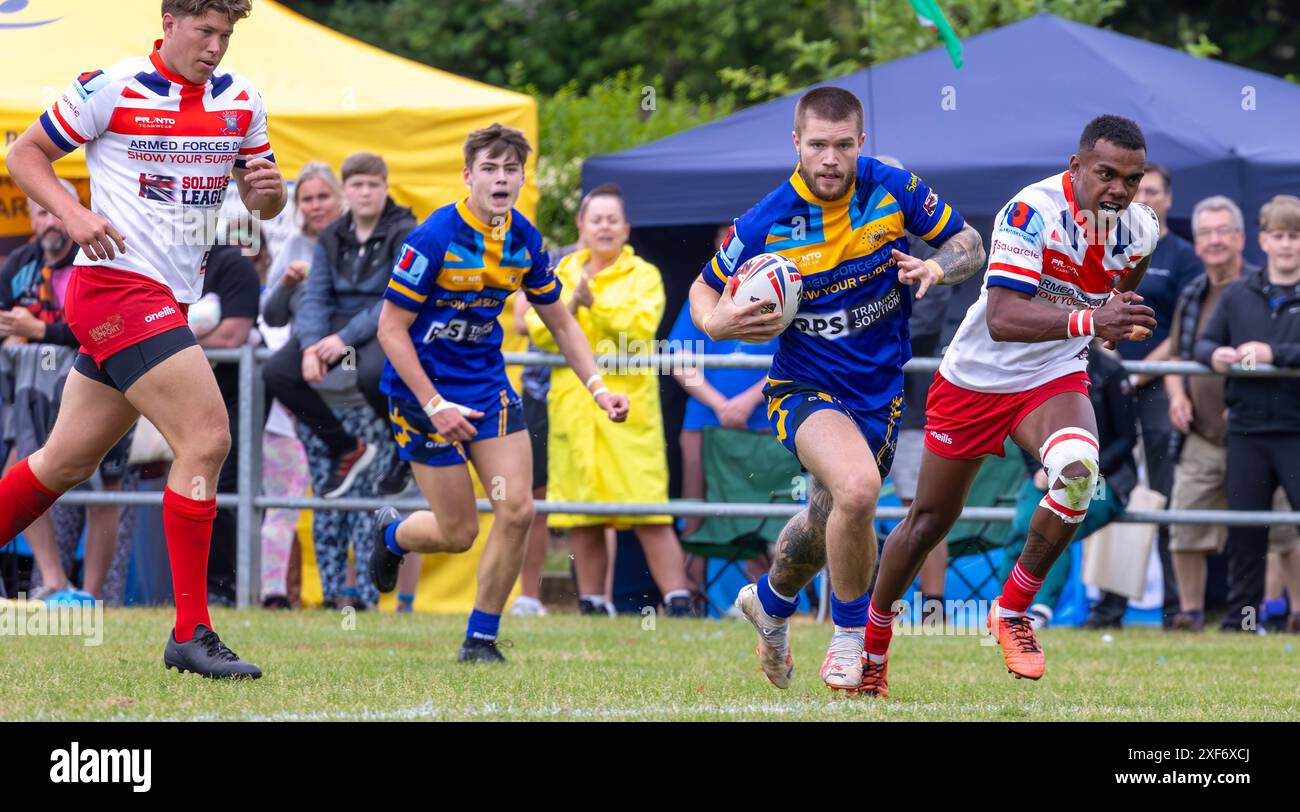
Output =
[
  {"x1": 0, "y1": 457, "x2": 60, "y2": 549},
  {"x1": 1000, "y1": 561, "x2": 1045, "y2": 614},
  {"x1": 163, "y1": 487, "x2": 216, "y2": 642},
  {"x1": 863, "y1": 601, "x2": 898, "y2": 657}
]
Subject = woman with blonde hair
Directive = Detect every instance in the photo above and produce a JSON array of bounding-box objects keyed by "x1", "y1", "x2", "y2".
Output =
[{"x1": 527, "y1": 183, "x2": 692, "y2": 616}]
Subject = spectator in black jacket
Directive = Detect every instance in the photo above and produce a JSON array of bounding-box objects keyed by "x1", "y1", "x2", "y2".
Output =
[
  {"x1": 1194, "y1": 194, "x2": 1300, "y2": 633},
  {"x1": 262, "y1": 152, "x2": 417, "y2": 498},
  {"x1": 999, "y1": 343, "x2": 1138, "y2": 628}
]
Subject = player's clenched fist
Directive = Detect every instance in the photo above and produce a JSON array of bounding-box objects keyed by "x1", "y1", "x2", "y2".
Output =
[
  {"x1": 597, "y1": 391, "x2": 630, "y2": 423},
  {"x1": 1094, "y1": 291, "x2": 1157, "y2": 348},
  {"x1": 242, "y1": 157, "x2": 284, "y2": 195}
]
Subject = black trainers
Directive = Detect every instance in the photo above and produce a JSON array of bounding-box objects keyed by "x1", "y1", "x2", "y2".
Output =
[
  {"x1": 376, "y1": 456, "x2": 412, "y2": 496},
  {"x1": 164, "y1": 624, "x2": 262, "y2": 679},
  {"x1": 665, "y1": 595, "x2": 695, "y2": 618},
  {"x1": 458, "y1": 637, "x2": 508, "y2": 664},
  {"x1": 320, "y1": 438, "x2": 377, "y2": 499},
  {"x1": 368, "y1": 505, "x2": 404, "y2": 594}
]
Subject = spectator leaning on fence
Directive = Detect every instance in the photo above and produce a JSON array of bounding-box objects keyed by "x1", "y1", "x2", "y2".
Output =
[
  {"x1": 0, "y1": 181, "x2": 132, "y2": 602},
  {"x1": 258, "y1": 161, "x2": 342, "y2": 608},
  {"x1": 526, "y1": 183, "x2": 694, "y2": 617},
  {"x1": 262, "y1": 152, "x2": 416, "y2": 499},
  {"x1": 1164, "y1": 195, "x2": 1298, "y2": 632},
  {"x1": 1193, "y1": 194, "x2": 1300, "y2": 633}
]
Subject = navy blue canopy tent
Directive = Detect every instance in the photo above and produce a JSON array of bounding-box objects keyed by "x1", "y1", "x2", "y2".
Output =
[{"x1": 584, "y1": 12, "x2": 1300, "y2": 249}]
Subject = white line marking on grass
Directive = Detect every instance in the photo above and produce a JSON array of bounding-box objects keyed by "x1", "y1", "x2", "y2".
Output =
[{"x1": 173, "y1": 699, "x2": 1143, "y2": 722}]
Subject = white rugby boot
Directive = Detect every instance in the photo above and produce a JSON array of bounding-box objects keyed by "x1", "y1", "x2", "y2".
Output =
[{"x1": 734, "y1": 583, "x2": 794, "y2": 689}]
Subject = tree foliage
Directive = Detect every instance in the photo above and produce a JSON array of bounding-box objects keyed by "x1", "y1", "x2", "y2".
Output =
[{"x1": 283, "y1": 0, "x2": 1296, "y2": 242}]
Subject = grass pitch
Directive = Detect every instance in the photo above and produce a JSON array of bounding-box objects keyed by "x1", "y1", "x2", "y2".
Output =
[{"x1": 2, "y1": 606, "x2": 1296, "y2": 721}]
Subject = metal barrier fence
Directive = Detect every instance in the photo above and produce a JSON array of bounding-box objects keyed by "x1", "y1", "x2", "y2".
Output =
[{"x1": 41, "y1": 347, "x2": 1300, "y2": 608}]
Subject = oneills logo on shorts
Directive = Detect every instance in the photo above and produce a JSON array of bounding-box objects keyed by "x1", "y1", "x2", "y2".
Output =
[
  {"x1": 144, "y1": 306, "x2": 177, "y2": 324},
  {"x1": 89, "y1": 314, "x2": 124, "y2": 344},
  {"x1": 929, "y1": 431, "x2": 954, "y2": 445}
]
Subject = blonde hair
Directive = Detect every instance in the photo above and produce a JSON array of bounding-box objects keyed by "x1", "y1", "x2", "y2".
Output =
[
  {"x1": 1259, "y1": 195, "x2": 1300, "y2": 233},
  {"x1": 293, "y1": 161, "x2": 342, "y2": 232}
]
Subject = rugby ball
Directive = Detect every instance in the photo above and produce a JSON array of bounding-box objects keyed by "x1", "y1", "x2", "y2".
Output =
[{"x1": 728, "y1": 253, "x2": 802, "y2": 335}]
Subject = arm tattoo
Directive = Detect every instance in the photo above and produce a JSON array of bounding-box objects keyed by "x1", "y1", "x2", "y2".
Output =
[
  {"x1": 769, "y1": 478, "x2": 832, "y2": 596},
  {"x1": 930, "y1": 224, "x2": 986, "y2": 286}
]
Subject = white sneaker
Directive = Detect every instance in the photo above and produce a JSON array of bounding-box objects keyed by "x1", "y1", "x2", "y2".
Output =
[
  {"x1": 509, "y1": 595, "x2": 548, "y2": 617},
  {"x1": 734, "y1": 583, "x2": 793, "y2": 689},
  {"x1": 820, "y1": 626, "x2": 865, "y2": 691}
]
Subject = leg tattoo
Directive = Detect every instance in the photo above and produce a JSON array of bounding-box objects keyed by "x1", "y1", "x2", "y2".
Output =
[{"x1": 769, "y1": 478, "x2": 833, "y2": 596}]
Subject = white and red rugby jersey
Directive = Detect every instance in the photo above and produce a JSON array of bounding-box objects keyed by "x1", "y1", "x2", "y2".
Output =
[
  {"x1": 41, "y1": 41, "x2": 274, "y2": 304},
  {"x1": 939, "y1": 171, "x2": 1159, "y2": 393}
]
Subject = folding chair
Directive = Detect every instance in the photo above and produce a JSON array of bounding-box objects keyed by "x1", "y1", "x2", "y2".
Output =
[{"x1": 680, "y1": 426, "x2": 804, "y2": 616}]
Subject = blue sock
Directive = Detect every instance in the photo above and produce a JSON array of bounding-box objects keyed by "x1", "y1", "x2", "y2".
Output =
[
  {"x1": 1186, "y1": 609, "x2": 1204, "y2": 621},
  {"x1": 756, "y1": 574, "x2": 799, "y2": 619},
  {"x1": 830, "y1": 592, "x2": 870, "y2": 628},
  {"x1": 397, "y1": 593, "x2": 416, "y2": 605},
  {"x1": 384, "y1": 519, "x2": 406, "y2": 556},
  {"x1": 1263, "y1": 597, "x2": 1288, "y2": 619},
  {"x1": 466, "y1": 609, "x2": 500, "y2": 641}
]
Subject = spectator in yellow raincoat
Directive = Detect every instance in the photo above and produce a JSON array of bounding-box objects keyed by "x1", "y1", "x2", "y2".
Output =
[{"x1": 527, "y1": 184, "x2": 693, "y2": 617}]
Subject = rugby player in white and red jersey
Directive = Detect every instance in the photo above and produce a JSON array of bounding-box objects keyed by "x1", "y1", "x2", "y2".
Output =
[
  {"x1": 866, "y1": 115, "x2": 1161, "y2": 689},
  {"x1": 0, "y1": 0, "x2": 285, "y2": 678}
]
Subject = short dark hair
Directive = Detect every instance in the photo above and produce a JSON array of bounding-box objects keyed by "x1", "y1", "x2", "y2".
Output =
[
  {"x1": 1079, "y1": 114, "x2": 1146, "y2": 153},
  {"x1": 463, "y1": 123, "x2": 532, "y2": 170},
  {"x1": 1143, "y1": 162, "x2": 1171, "y2": 192},
  {"x1": 161, "y1": 0, "x2": 251, "y2": 23},
  {"x1": 341, "y1": 152, "x2": 387, "y2": 183},
  {"x1": 577, "y1": 182, "x2": 625, "y2": 220},
  {"x1": 794, "y1": 87, "x2": 864, "y2": 135}
]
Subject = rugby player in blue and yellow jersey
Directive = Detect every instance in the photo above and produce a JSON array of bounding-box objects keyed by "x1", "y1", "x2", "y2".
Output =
[
  {"x1": 369, "y1": 124, "x2": 629, "y2": 663},
  {"x1": 690, "y1": 88, "x2": 986, "y2": 694}
]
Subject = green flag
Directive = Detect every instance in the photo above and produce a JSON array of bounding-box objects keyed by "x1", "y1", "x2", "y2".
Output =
[{"x1": 909, "y1": 0, "x2": 963, "y2": 68}]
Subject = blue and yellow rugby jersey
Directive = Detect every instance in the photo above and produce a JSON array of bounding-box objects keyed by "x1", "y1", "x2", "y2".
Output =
[
  {"x1": 380, "y1": 199, "x2": 561, "y2": 411},
  {"x1": 701, "y1": 156, "x2": 965, "y2": 416}
]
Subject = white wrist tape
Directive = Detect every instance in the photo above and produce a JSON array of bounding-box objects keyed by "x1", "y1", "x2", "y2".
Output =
[
  {"x1": 585, "y1": 373, "x2": 603, "y2": 391},
  {"x1": 591, "y1": 387, "x2": 609, "y2": 400},
  {"x1": 423, "y1": 397, "x2": 475, "y2": 418}
]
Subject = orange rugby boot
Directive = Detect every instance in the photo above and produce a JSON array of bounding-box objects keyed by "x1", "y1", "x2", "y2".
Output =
[{"x1": 987, "y1": 597, "x2": 1045, "y2": 680}]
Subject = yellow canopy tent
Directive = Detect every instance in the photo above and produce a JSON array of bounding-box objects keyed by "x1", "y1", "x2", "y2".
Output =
[
  {"x1": 0, "y1": 0, "x2": 538, "y2": 234},
  {"x1": 0, "y1": 0, "x2": 540, "y2": 613}
]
